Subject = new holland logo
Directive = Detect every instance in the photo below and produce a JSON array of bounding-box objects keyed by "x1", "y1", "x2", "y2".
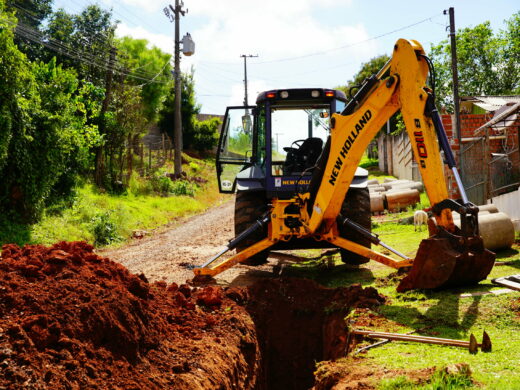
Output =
[{"x1": 329, "y1": 109, "x2": 372, "y2": 186}]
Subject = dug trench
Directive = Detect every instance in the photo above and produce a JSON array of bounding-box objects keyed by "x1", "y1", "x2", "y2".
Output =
[{"x1": 0, "y1": 241, "x2": 384, "y2": 389}]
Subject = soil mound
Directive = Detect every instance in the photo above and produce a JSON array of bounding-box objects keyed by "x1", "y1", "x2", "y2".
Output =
[{"x1": 0, "y1": 242, "x2": 260, "y2": 389}]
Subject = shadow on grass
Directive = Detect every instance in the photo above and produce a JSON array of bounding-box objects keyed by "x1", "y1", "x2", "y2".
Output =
[
  {"x1": 495, "y1": 247, "x2": 520, "y2": 260},
  {"x1": 380, "y1": 282, "x2": 503, "y2": 339},
  {"x1": 0, "y1": 218, "x2": 32, "y2": 247},
  {"x1": 285, "y1": 263, "x2": 376, "y2": 288}
]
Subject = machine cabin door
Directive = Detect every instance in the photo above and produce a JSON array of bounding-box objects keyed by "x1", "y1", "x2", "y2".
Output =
[{"x1": 216, "y1": 106, "x2": 256, "y2": 193}]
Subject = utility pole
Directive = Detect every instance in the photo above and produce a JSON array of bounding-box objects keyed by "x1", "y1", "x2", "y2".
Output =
[
  {"x1": 240, "y1": 54, "x2": 258, "y2": 107},
  {"x1": 165, "y1": 1, "x2": 188, "y2": 177},
  {"x1": 95, "y1": 45, "x2": 117, "y2": 187},
  {"x1": 445, "y1": 7, "x2": 462, "y2": 169}
]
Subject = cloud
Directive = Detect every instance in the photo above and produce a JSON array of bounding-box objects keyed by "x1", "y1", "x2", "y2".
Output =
[
  {"x1": 187, "y1": 0, "x2": 371, "y2": 64},
  {"x1": 99, "y1": 0, "x2": 166, "y2": 14},
  {"x1": 116, "y1": 22, "x2": 173, "y2": 54}
]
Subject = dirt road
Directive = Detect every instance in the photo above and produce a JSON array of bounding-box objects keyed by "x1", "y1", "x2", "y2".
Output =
[{"x1": 101, "y1": 200, "x2": 280, "y2": 286}]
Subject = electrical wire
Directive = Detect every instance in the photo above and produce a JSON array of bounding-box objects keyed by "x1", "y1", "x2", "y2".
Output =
[
  {"x1": 256, "y1": 13, "x2": 443, "y2": 64},
  {"x1": 6, "y1": 18, "x2": 172, "y2": 84}
]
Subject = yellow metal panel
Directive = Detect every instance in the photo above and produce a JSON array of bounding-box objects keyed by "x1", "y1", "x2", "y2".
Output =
[{"x1": 308, "y1": 77, "x2": 399, "y2": 232}]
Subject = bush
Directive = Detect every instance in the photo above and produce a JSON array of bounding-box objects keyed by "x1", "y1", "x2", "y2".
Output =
[
  {"x1": 189, "y1": 161, "x2": 200, "y2": 173},
  {"x1": 90, "y1": 212, "x2": 120, "y2": 246},
  {"x1": 170, "y1": 180, "x2": 196, "y2": 196},
  {"x1": 128, "y1": 172, "x2": 153, "y2": 196}
]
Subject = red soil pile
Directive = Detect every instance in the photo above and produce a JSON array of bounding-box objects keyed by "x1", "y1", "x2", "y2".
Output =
[{"x1": 0, "y1": 242, "x2": 260, "y2": 389}]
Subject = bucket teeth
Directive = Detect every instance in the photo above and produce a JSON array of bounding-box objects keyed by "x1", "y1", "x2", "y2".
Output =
[{"x1": 397, "y1": 236, "x2": 495, "y2": 292}]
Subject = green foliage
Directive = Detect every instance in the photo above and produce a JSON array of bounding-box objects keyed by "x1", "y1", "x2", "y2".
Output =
[
  {"x1": 337, "y1": 55, "x2": 390, "y2": 97},
  {"x1": 193, "y1": 117, "x2": 221, "y2": 151},
  {"x1": 116, "y1": 36, "x2": 172, "y2": 122},
  {"x1": 149, "y1": 171, "x2": 196, "y2": 197},
  {"x1": 90, "y1": 212, "x2": 121, "y2": 246},
  {"x1": 359, "y1": 156, "x2": 378, "y2": 169},
  {"x1": 189, "y1": 162, "x2": 201, "y2": 173},
  {"x1": 430, "y1": 13, "x2": 520, "y2": 111},
  {"x1": 159, "y1": 70, "x2": 205, "y2": 151},
  {"x1": 48, "y1": 5, "x2": 116, "y2": 86},
  {"x1": 150, "y1": 172, "x2": 174, "y2": 194},
  {"x1": 229, "y1": 130, "x2": 252, "y2": 155},
  {"x1": 170, "y1": 180, "x2": 196, "y2": 196},
  {"x1": 378, "y1": 369, "x2": 473, "y2": 390}
]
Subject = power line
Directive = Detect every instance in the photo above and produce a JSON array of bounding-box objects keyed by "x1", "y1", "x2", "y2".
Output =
[
  {"x1": 258, "y1": 13, "x2": 443, "y2": 64},
  {"x1": 6, "y1": 18, "x2": 172, "y2": 84},
  {"x1": 11, "y1": 0, "x2": 170, "y2": 79}
]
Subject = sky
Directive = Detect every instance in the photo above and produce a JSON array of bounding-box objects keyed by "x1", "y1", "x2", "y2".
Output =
[{"x1": 52, "y1": 0, "x2": 519, "y2": 115}]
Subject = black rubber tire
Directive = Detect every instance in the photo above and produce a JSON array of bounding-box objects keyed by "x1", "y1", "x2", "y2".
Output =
[
  {"x1": 234, "y1": 190, "x2": 269, "y2": 265},
  {"x1": 339, "y1": 187, "x2": 371, "y2": 265}
]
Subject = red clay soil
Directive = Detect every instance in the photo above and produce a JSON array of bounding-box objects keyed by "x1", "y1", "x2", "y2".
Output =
[
  {"x1": 0, "y1": 241, "x2": 260, "y2": 389},
  {"x1": 246, "y1": 278, "x2": 385, "y2": 390},
  {"x1": 0, "y1": 241, "x2": 388, "y2": 390}
]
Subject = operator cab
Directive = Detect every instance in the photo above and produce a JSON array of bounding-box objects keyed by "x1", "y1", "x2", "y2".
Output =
[{"x1": 216, "y1": 88, "x2": 367, "y2": 198}]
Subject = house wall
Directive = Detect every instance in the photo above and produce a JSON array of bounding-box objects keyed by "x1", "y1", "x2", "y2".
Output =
[
  {"x1": 377, "y1": 132, "x2": 420, "y2": 181},
  {"x1": 488, "y1": 189, "x2": 520, "y2": 231}
]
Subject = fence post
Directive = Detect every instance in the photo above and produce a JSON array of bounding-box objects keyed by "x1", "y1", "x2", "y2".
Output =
[{"x1": 148, "y1": 146, "x2": 152, "y2": 173}]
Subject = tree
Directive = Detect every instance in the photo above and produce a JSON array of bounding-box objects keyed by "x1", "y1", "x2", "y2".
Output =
[
  {"x1": 117, "y1": 36, "x2": 172, "y2": 122},
  {"x1": 430, "y1": 13, "x2": 520, "y2": 111},
  {"x1": 192, "y1": 117, "x2": 221, "y2": 152},
  {"x1": 158, "y1": 70, "x2": 204, "y2": 152},
  {"x1": 44, "y1": 5, "x2": 117, "y2": 86},
  {"x1": 337, "y1": 55, "x2": 390, "y2": 98},
  {"x1": 5, "y1": 0, "x2": 53, "y2": 60},
  {"x1": 0, "y1": 2, "x2": 102, "y2": 221}
]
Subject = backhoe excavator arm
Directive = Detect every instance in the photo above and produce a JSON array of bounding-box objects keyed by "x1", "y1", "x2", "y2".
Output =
[{"x1": 307, "y1": 39, "x2": 454, "y2": 233}]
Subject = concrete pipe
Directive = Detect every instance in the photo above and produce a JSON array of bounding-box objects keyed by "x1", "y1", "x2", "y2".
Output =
[
  {"x1": 386, "y1": 182, "x2": 424, "y2": 193},
  {"x1": 386, "y1": 189, "x2": 420, "y2": 212},
  {"x1": 368, "y1": 186, "x2": 386, "y2": 193},
  {"x1": 382, "y1": 180, "x2": 413, "y2": 190},
  {"x1": 367, "y1": 179, "x2": 380, "y2": 186},
  {"x1": 477, "y1": 204, "x2": 499, "y2": 214},
  {"x1": 453, "y1": 212, "x2": 515, "y2": 251},
  {"x1": 370, "y1": 193, "x2": 385, "y2": 213}
]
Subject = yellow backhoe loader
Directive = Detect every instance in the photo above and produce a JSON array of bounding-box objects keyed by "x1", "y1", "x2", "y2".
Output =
[{"x1": 194, "y1": 39, "x2": 495, "y2": 291}]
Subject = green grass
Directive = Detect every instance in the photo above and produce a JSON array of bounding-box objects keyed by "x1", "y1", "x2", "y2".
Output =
[
  {"x1": 1, "y1": 157, "x2": 227, "y2": 248},
  {"x1": 286, "y1": 218, "x2": 520, "y2": 388}
]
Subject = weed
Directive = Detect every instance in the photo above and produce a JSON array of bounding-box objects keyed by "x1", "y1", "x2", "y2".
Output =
[
  {"x1": 150, "y1": 172, "x2": 173, "y2": 194},
  {"x1": 170, "y1": 180, "x2": 196, "y2": 196},
  {"x1": 377, "y1": 368, "x2": 473, "y2": 389},
  {"x1": 90, "y1": 212, "x2": 121, "y2": 246},
  {"x1": 189, "y1": 161, "x2": 201, "y2": 173}
]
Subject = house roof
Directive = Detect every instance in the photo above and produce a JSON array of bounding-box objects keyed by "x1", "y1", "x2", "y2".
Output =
[{"x1": 461, "y1": 96, "x2": 520, "y2": 112}]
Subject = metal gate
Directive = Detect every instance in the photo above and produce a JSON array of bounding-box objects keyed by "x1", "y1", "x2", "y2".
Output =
[{"x1": 460, "y1": 105, "x2": 520, "y2": 204}]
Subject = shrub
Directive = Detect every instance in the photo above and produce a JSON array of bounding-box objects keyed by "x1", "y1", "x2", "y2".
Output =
[
  {"x1": 170, "y1": 180, "x2": 196, "y2": 196},
  {"x1": 189, "y1": 161, "x2": 200, "y2": 173},
  {"x1": 90, "y1": 212, "x2": 120, "y2": 246}
]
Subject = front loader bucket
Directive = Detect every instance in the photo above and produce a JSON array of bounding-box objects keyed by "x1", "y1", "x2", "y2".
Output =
[{"x1": 397, "y1": 236, "x2": 495, "y2": 292}]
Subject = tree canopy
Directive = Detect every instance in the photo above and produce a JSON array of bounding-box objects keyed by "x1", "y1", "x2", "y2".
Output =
[{"x1": 430, "y1": 12, "x2": 520, "y2": 111}]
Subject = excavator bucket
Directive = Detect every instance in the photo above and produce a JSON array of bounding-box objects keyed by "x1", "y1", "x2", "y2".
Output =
[{"x1": 398, "y1": 235, "x2": 495, "y2": 292}]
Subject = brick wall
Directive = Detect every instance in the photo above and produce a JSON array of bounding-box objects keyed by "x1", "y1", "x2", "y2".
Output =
[{"x1": 442, "y1": 113, "x2": 520, "y2": 200}]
